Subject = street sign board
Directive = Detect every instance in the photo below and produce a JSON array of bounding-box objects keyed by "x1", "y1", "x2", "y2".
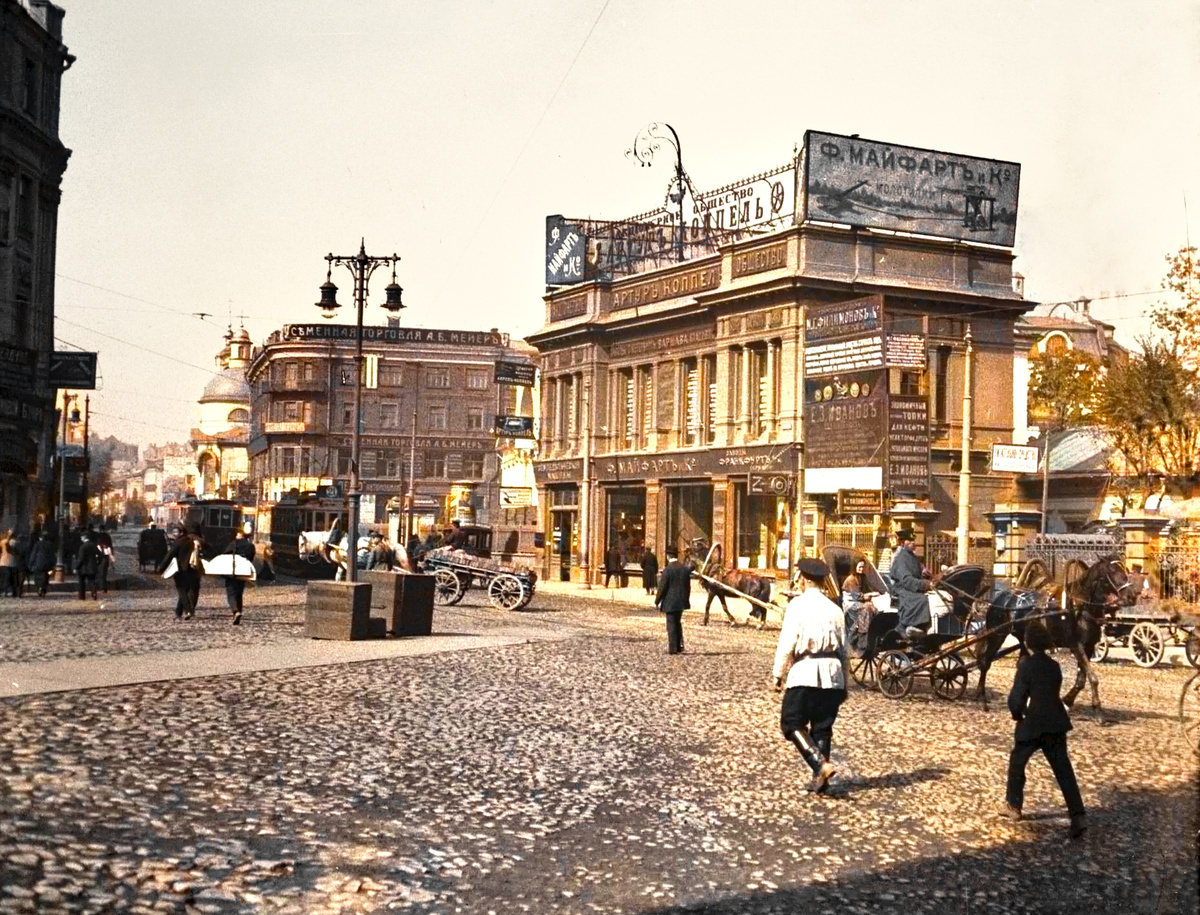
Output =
[
  {"x1": 837, "y1": 489, "x2": 883, "y2": 515},
  {"x1": 546, "y1": 215, "x2": 588, "y2": 285},
  {"x1": 284, "y1": 325, "x2": 503, "y2": 347},
  {"x1": 0, "y1": 343, "x2": 36, "y2": 391},
  {"x1": 991, "y1": 443, "x2": 1040, "y2": 473},
  {"x1": 49, "y1": 351, "x2": 97, "y2": 389},
  {"x1": 495, "y1": 415, "x2": 534, "y2": 437},
  {"x1": 748, "y1": 472, "x2": 793, "y2": 496},
  {"x1": 500, "y1": 487, "x2": 534, "y2": 507},
  {"x1": 495, "y1": 360, "x2": 536, "y2": 387}
]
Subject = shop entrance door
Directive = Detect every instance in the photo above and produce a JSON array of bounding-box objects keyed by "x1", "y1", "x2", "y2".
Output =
[{"x1": 551, "y1": 510, "x2": 576, "y2": 581}]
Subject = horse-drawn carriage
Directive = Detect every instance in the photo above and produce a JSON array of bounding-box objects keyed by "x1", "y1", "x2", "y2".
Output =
[{"x1": 421, "y1": 547, "x2": 538, "y2": 611}]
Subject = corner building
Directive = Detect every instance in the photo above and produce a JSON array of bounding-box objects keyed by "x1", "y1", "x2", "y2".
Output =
[{"x1": 530, "y1": 221, "x2": 1033, "y2": 583}]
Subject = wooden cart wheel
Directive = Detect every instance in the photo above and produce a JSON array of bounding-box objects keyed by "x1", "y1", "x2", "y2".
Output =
[
  {"x1": 1186, "y1": 631, "x2": 1200, "y2": 669},
  {"x1": 487, "y1": 573, "x2": 525, "y2": 611},
  {"x1": 1130, "y1": 622, "x2": 1166, "y2": 668},
  {"x1": 850, "y1": 653, "x2": 877, "y2": 690},
  {"x1": 433, "y1": 569, "x2": 463, "y2": 605},
  {"x1": 930, "y1": 652, "x2": 969, "y2": 701},
  {"x1": 1180, "y1": 671, "x2": 1200, "y2": 759},
  {"x1": 1090, "y1": 631, "x2": 1110, "y2": 663},
  {"x1": 516, "y1": 586, "x2": 534, "y2": 610},
  {"x1": 877, "y1": 650, "x2": 913, "y2": 699}
]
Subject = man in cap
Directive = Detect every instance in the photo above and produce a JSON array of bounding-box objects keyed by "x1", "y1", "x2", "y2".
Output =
[
  {"x1": 772, "y1": 556, "x2": 847, "y2": 794},
  {"x1": 655, "y1": 545, "x2": 691, "y2": 654},
  {"x1": 889, "y1": 528, "x2": 933, "y2": 638}
]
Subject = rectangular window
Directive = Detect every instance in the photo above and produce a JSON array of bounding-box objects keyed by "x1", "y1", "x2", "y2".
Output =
[
  {"x1": 380, "y1": 402, "x2": 398, "y2": 428},
  {"x1": 285, "y1": 362, "x2": 298, "y2": 386},
  {"x1": 427, "y1": 453, "x2": 446, "y2": 478},
  {"x1": 622, "y1": 370, "x2": 635, "y2": 449},
  {"x1": 466, "y1": 407, "x2": 484, "y2": 430},
  {"x1": 303, "y1": 362, "x2": 316, "y2": 382},
  {"x1": 334, "y1": 449, "x2": 351, "y2": 476},
  {"x1": 279, "y1": 447, "x2": 296, "y2": 476},
  {"x1": 934, "y1": 345, "x2": 951, "y2": 423},
  {"x1": 467, "y1": 370, "x2": 488, "y2": 390},
  {"x1": 380, "y1": 364, "x2": 404, "y2": 387},
  {"x1": 22, "y1": 60, "x2": 37, "y2": 116},
  {"x1": 428, "y1": 405, "x2": 448, "y2": 430},
  {"x1": 640, "y1": 367, "x2": 652, "y2": 446},
  {"x1": 755, "y1": 347, "x2": 769, "y2": 436},
  {"x1": 285, "y1": 401, "x2": 300, "y2": 422},
  {"x1": 16, "y1": 176, "x2": 32, "y2": 235},
  {"x1": 342, "y1": 402, "x2": 353, "y2": 427},
  {"x1": 299, "y1": 447, "x2": 312, "y2": 476},
  {"x1": 890, "y1": 368, "x2": 924, "y2": 397},
  {"x1": 703, "y1": 354, "x2": 717, "y2": 444},
  {"x1": 462, "y1": 453, "x2": 485, "y2": 478},
  {"x1": 683, "y1": 359, "x2": 699, "y2": 446},
  {"x1": 426, "y1": 367, "x2": 450, "y2": 388}
]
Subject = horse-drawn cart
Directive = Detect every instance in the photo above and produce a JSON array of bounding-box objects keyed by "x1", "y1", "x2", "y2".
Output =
[
  {"x1": 420, "y1": 547, "x2": 537, "y2": 611},
  {"x1": 1092, "y1": 603, "x2": 1200, "y2": 668}
]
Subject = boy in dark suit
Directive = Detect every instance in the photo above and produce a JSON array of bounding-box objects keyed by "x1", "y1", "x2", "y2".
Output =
[
  {"x1": 655, "y1": 546, "x2": 691, "y2": 654},
  {"x1": 1003, "y1": 620, "x2": 1087, "y2": 838}
]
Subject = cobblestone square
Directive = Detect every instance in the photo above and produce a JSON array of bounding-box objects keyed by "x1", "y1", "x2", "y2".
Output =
[{"x1": 1, "y1": 561, "x2": 1196, "y2": 914}]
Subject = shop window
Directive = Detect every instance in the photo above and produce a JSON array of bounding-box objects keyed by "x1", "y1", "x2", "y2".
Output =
[
  {"x1": 606, "y1": 488, "x2": 647, "y2": 560},
  {"x1": 734, "y1": 483, "x2": 789, "y2": 571},
  {"x1": 666, "y1": 484, "x2": 712, "y2": 554}
]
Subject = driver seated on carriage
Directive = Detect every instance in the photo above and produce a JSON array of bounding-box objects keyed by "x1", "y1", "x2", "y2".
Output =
[{"x1": 889, "y1": 528, "x2": 936, "y2": 639}]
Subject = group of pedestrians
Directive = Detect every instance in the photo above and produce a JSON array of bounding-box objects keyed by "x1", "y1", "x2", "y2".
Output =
[
  {"x1": 0, "y1": 523, "x2": 114, "y2": 600},
  {"x1": 648, "y1": 536, "x2": 1088, "y2": 839},
  {"x1": 157, "y1": 526, "x2": 256, "y2": 624}
]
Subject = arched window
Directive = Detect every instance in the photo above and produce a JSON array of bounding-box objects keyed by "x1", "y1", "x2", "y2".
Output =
[
  {"x1": 1044, "y1": 334, "x2": 1069, "y2": 356},
  {"x1": 228, "y1": 408, "x2": 250, "y2": 423}
]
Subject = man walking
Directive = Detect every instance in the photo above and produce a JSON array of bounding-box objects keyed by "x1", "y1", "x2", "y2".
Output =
[
  {"x1": 159, "y1": 527, "x2": 204, "y2": 620},
  {"x1": 772, "y1": 557, "x2": 847, "y2": 795},
  {"x1": 27, "y1": 531, "x2": 55, "y2": 597},
  {"x1": 221, "y1": 528, "x2": 256, "y2": 625},
  {"x1": 655, "y1": 545, "x2": 690, "y2": 654},
  {"x1": 75, "y1": 529, "x2": 102, "y2": 601}
]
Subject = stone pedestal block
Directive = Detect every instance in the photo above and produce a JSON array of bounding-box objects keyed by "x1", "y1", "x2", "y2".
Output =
[{"x1": 304, "y1": 581, "x2": 373, "y2": 640}]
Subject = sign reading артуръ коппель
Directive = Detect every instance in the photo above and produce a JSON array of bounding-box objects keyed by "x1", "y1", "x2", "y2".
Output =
[{"x1": 284, "y1": 325, "x2": 504, "y2": 347}]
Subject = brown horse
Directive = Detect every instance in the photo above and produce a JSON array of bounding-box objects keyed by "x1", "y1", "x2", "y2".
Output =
[
  {"x1": 973, "y1": 555, "x2": 1134, "y2": 716},
  {"x1": 688, "y1": 539, "x2": 778, "y2": 628}
]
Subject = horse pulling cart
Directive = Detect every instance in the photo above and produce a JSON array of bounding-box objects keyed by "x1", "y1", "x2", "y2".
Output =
[
  {"x1": 1092, "y1": 604, "x2": 1200, "y2": 668},
  {"x1": 421, "y1": 547, "x2": 537, "y2": 611}
]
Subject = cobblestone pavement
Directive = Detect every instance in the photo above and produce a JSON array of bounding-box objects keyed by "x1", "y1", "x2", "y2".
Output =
[{"x1": 1, "y1": 556, "x2": 1197, "y2": 914}]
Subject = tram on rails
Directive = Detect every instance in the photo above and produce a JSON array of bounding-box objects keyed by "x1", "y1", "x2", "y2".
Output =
[
  {"x1": 153, "y1": 497, "x2": 247, "y2": 558},
  {"x1": 254, "y1": 494, "x2": 346, "y2": 579}
]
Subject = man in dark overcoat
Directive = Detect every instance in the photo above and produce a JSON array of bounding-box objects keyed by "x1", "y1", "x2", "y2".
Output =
[
  {"x1": 159, "y1": 527, "x2": 204, "y2": 620},
  {"x1": 221, "y1": 529, "x2": 256, "y2": 625},
  {"x1": 640, "y1": 547, "x2": 659, "y2": 596},
  {"x1": 655, "y1": 546, "x2": 691, "y2": 654},
  {"x1": 889, "y1": 528, "x2": 932, "y2": 636}
]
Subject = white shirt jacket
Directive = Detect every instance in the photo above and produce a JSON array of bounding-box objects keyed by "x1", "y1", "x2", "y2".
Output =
[{"x1": 772, "y1": 585, "x2": 847, "y2": 690}]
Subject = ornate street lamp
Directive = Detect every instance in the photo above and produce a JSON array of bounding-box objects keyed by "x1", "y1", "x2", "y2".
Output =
[
  {"x1": 316, "y1": 240, "x2": 402, "y2": 583},
  {"x1": 627, "y1": 122, "x2": 692, "y2": 261}
]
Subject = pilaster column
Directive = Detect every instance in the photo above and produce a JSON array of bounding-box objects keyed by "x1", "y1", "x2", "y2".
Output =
[
  {"x1": 765, "y1": 341, "x2": 777, "y2": 439},
  {"x1": 738, "y1": 347, "x2": 752, "y2": 443},
  {"x1": 716, "y1": 347, "x2": 735, "y2": 446}
]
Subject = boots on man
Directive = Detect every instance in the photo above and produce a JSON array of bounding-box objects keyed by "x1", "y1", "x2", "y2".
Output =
[{"x1": 786, "y1": 729, "x2": 836, "y2": 794}]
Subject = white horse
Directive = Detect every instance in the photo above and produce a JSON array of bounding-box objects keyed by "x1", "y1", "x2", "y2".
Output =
[{"x1": 298, "y1": 531, "x2": 412, "y2": 580}]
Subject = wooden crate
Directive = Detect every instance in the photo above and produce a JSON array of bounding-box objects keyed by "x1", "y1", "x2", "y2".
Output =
[
  {"x1": 394, "y1": 574, "x2": 435, "y2": 637},
  {"x1": 304, "y1": 581, "x2": 373, "y2": 640}
]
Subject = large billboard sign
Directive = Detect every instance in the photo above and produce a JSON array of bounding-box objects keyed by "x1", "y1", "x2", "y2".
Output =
[
  {"x1": 804, "y1": 131, "x2": 1020, "y2": 247},
  {"x1": 546, "y1": 215, "x2": 588, "y2": 285},
  {"x1": 284, "y1": 325, "x2": 504, "y2": 347},
  {"x1": 633, "y1": 162, "x2": 797, "y2": 234},
  {"x1": 49, "y1": 351, "x2": 97, "y2": 389}
]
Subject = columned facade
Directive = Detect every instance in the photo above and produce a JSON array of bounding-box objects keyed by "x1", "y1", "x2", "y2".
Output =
[{"x1": 530, "y1": 226, "x2": 1032, "y2": 583}]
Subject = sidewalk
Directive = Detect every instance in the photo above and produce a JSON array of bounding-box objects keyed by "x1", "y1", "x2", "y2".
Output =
[{"x1": 0, "y1": 624, "x2": 570, "y2": 698}]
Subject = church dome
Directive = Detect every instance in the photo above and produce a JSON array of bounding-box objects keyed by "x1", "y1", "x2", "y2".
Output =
[{"x1": 200, "y1": 367, "x2": 251, "y2": 405}]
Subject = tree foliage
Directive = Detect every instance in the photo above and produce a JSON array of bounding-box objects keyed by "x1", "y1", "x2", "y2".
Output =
[
  {"x1": 1027, "y1": 348, "x2": 1101, "y2": 430},
  {"x1": 1094, "y1": 339, "x2": 1200, "y2": 496},
  {"x1": 1150, "y1": 245, "x2": 1200, "y2": 367}
]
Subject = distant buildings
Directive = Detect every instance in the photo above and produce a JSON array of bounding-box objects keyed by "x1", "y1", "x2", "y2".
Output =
[{"x1": 0, "y1": 0, "x2": 72, "y2": 533}]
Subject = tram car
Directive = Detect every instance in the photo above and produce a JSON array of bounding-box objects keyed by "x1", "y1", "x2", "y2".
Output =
[
  {"x1": 255, "y1": 495, "x2": 346, "y2": 579},
  {"x1": 154, "y1": 498, "x2": 247, "y2": 558}
]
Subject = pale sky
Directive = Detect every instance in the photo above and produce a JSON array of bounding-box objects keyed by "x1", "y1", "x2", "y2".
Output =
[{"x1": 51, "y1": 0, "x2": 1200, "y2": 449}]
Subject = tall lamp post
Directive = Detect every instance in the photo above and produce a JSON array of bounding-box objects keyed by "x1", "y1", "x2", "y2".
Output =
[
  {"x1": 316, "y1": 240, "x2": 403, "y2": 583},
  {"x1": 53, "y1": 393, "x2": 81, "y2": 583}
]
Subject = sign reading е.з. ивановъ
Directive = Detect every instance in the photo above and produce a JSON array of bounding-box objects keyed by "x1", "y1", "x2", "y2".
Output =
[
  {"x1": 804, "y1": 131, "x2": 1020, "y2": 247},
  {"x1": 284, "y1": 325, "x2": 504, "y2": 347}
]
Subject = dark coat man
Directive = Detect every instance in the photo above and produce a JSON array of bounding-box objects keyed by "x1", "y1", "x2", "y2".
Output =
[
  {"x1": 1004, "y1": 621, "x2": 1086, "y2": 838},
  {"x1": 27, "y1": 533, "x2": 56, "y2": 597},
  {"x1": 889, "y1": 529, "x2": 931, "y2": 633},
  {"x1": 444, "y1": 520, "x2": 468, "y2": 551},
  {"x1": 222, "y1": 530, "x2": 256, "y2": 624},
  {"x1": 160, "y1": 530, "x2": 204, "y2": 620},
  {"x1": 655, "y1": 549, "x2": 691, "y2": 654},
  {"x1": 640, "y1": 548, "x2": 659, "y2": 596},
  {"x1": 75, "y1": 533, "x2": 103, "y2": 601},
  {"x1": 604, "y1": 546, "x2": 623, "y2": 588}
]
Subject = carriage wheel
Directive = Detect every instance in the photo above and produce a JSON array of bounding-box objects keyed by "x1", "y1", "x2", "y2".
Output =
[
  {"x1": 1130, "y1": 622, "x2": 1166, "y2": 668},
  {"x1": 516, "y1": 586, "x2": 534, "y2": 610},
  {"x1": 930, "y1": 652, "x2": 969, "y2": 701},
  {"x1": 1186, "y1": 631, "x2": 1200, "y2": 669},
  {"x1": 1180, "y1": 671, "x2": 1200, "y2": 759},
  {"x1": 487, "y1": 574, "x2": 525, "y2": 611},
  {"x1": 877, "y1": 650, "x2": 913, "y2": 699},
  {"x1": 433, "y1": 569, "x2": 463, "y2": 605},
  {"x1": 1090, "y1": 632, "x2": 1110, "y2": 664},
  {"x1": 850, "y1": 654, "x2": 877, "y2": 690}
]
